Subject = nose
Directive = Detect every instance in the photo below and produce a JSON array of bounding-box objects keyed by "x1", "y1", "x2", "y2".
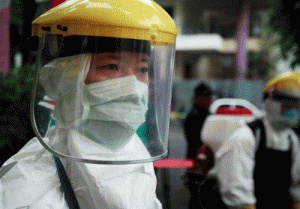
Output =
[
  {"x1": 120, "y1": 63, "x2": 148, "y2": 84},
  {"x1": 122, "y1": 65, "x2": 137, "y2": 77}
]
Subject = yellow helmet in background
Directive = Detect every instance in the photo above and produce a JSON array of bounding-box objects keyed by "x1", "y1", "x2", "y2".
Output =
[
  {"x1": 263, "y1": 71, "x2": 300, "y2": 129},
  {"x1": 264, "y1": 71, "x2": 300, "y2": 100},
  {"x1": 32, "y1": 0, "x2": 177, "y2": 45}
]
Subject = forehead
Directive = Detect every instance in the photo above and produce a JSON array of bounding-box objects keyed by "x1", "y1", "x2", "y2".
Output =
[{"x1": 92, "y1": 52, "x2": 149, "y2": 62}]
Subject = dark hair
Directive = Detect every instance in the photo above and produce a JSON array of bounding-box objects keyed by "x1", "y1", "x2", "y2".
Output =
[
  {"x1": 194, "y1": 83, "x2": 213, "y2": 96},
  {"x1": 263, "y1": 91, "x2": 299, "y2": 102},
  {"x1": 59, "y1": 35, "x2": 150, "y2": 57},
  {"x1": 41, "y1": 35, "x2": 150, "y2": 65}
]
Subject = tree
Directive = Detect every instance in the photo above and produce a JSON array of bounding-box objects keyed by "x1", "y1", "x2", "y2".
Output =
[
  {"x1": 10, "y1": 0, "x2": 38, "y2": 66},
  {"x1": 0, "y1": 64, "x2": 36, "y2": 165},
  {"x1": 269, "y1": 0, "x2": 300, "y2": 69},
  {"x1": 0, "y1": 0, "x2": 39, "y2": 165}
]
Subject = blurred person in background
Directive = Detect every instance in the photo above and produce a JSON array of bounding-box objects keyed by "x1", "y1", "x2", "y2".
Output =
[
  {"x1": 216, "y1": 72, "x2": 300, "y2": 209},
  {"x1": 183, "y1": 83, "x2": 213, "y2": 209},
  {"x1": 0, "y1": 0, "x2": 177, "y2": 208},
  {"x1": 184, "y1": 83, "x2": 213, "y2": 159}
]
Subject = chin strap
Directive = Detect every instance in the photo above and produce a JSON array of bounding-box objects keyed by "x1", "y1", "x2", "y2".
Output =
[{"x1": 54, "y1": 156, "x2": 80, "y2": 209}]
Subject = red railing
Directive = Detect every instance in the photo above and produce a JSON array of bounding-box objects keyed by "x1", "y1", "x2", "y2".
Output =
[
  {"x1": 51, "y1": 0, "x2": 66, "y2": 7},
  {"x1": 153, "y1": 159, "x2": 194, "y2": 168}
]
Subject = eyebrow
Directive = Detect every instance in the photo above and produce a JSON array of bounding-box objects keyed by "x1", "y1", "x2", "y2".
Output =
[{"x1": 105, "y1": 54, "x2": 122, "y2": 60}]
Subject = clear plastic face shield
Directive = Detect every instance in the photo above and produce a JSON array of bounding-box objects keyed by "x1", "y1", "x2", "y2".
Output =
[{"x1": 31, "y1": 34, "x2": 176, "y2": 164}]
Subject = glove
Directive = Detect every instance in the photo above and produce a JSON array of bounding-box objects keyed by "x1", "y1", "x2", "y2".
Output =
[{"x1": 193, "y1": 144, "x2": 214, "y2": 174}]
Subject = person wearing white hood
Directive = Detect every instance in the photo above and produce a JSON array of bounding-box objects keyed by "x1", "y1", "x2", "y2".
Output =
[
  {"x1": 0, "y1": 0, "x2": 177, "y2": 208},
  {"x1": 215, "y1": 72, "x2": 300, "y2": 209}
]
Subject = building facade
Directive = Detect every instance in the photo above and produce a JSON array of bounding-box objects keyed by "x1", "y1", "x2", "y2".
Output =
[{"x1": 154, "y1": 0, "x2": 270, "y2": 80}]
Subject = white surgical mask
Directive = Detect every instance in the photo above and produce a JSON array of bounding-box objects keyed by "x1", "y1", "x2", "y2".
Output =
[
  {"x1": 281, "y1": 108, "x2": 299, "y2": 126},
  {"x1": 264, "y1": 99, "x2": 299, "y2": 129},
  {"x1": 79, "y1": 75, "x2": 149, "y2": 149}
]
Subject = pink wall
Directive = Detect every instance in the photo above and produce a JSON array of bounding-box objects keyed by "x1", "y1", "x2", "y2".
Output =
[{"x1": 0, "y1": 5, "x2": 10, "y2": 76}]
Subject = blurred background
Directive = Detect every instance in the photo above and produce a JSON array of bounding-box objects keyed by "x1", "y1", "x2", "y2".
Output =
[{"x1": 1, "y1": 0, "x2": 300, "y2": 208}]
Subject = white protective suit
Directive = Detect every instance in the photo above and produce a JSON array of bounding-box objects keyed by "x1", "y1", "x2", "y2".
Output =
[
  {"x1": 0, "y1": 54, "x2": 162, "y2": 209},
  {"x1": 216, "y1": 117, "x2": 300, "y2": 208}
]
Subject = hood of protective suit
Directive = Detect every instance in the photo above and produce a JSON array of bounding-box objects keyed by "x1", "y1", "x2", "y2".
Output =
[{"x1": 39, "y1": 54, "x2": 92, "y2": 128}]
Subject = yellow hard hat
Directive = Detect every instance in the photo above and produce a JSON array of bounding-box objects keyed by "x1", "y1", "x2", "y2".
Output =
[
  {"x1": 32, "y1": 0, "x2": 177, "y2": 45},
  {"x1": 263, "y1": 71, "x2": 300, "y2": 99}
]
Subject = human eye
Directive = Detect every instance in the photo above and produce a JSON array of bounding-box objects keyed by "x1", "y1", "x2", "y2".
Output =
[
  {"x1": 138, "y1": 60, "x2": 150, "y2": 74},
  {"x1": 99, "y1": 64, "x2": 118, "y2": 71},
  {"x1": 139, "y1": 67, "x2": 149, "y2": 74}
]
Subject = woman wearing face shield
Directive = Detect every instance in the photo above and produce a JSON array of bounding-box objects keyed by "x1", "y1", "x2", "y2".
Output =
[
  {"x1": 213, "y1": 72, "x2": 300, "y2": 209},
  {"x1": 0, "y1": 0, "x2": 177, "y2": 208}
]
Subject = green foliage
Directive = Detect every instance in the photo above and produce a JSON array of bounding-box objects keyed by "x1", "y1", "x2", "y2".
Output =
[
  {"x1": 0, "y1": 64, "x2": 35, "y2": 102},
  {"x1": 0, "y1": 0, "x2": 39, "y2": 164},
  {"x1": 269, "y1": 0, "x2": 300, "y2": 69},
  {"x1": 10, "y1": 0, "x2": 24, "y2": 26},
  {"x1": 247, "y1": 52, "x2": 272, "y2": 79},
  {"x1": 246, "y1": 11, "x2": 278, "y2": 80},
  {"x1": 0, "y1": 65, "x2": 36, "y2": 164}
]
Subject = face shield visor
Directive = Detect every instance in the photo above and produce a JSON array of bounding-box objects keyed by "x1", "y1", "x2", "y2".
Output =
[
  {"x1": 264, "y1": 92, "x2": 300, "y2": 128},
  {"x1": 31, "y1": 34, "x2": 176, "y2": 164}
]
